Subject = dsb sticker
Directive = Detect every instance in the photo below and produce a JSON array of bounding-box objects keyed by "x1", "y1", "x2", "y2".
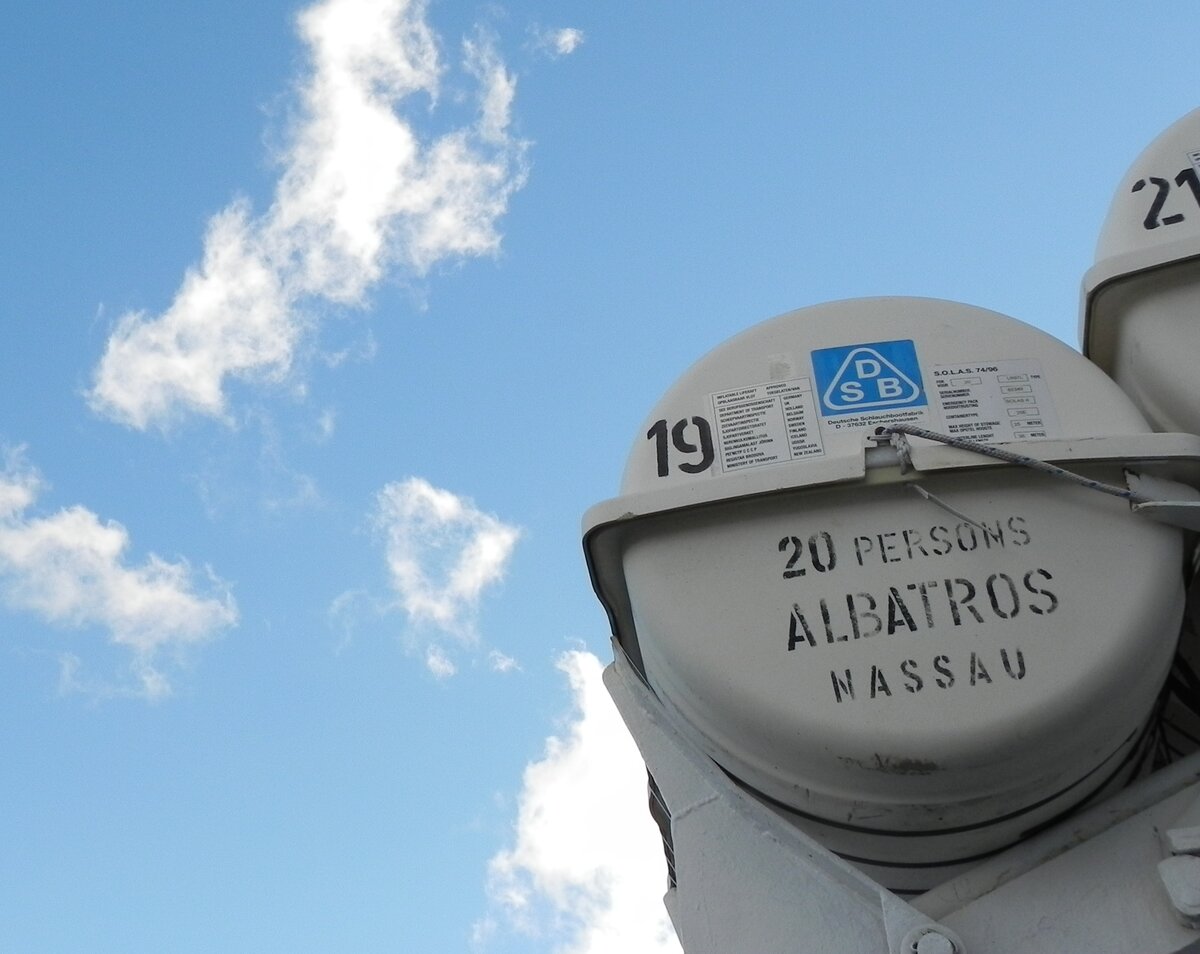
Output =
[{"x1": 812, "y1": 339, "x2": 927, "y2": 416}]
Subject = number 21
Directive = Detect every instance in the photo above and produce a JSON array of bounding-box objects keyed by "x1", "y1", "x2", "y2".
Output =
[{"x1": 1133, "y1": 167, "x2": 1200, "y2": 229}]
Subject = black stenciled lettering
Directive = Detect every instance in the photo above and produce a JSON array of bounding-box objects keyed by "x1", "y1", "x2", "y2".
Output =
[
  {"x1": 1001, "y1": 648, "x2": 1027, "y2": 680},
  {"x1": 821, "y1": 598, "x2": 846, "y2": 643},
  {"x1": 780, "y1": 532, "x2": 836, "y2": 577},
  {"x1": 929, "y1": 525, "x2": 953, "y2": 556},
  {"x1": 945, "y1": 578, "x2": 985, "y2": 625},
  {"x1": 831, "y1": 669, "x2": 854, "y2": 703},
  {"x1": 809, "y1": 531, "x2": 836, "y2": 572},
  {"x1": 647, "y1": 419, "x2": 669, "y2": 477},
  {"x1": 986, "y1": 573, "x2": 1020, "y2": 619},
  {"x1": 886, "y1": 587, "x2": 918, "y2": 634},
  {"x1": 979, "y1": 520, "x2": 1005, "y2": 548},
  {"x1": 848, "y1": 592, "x2": 882, "y2": 639},
  {"x1": 878, "y1": 532, "x2": 901, "y2": 563},
  {"x1": 648, "y1": 416, "x2": 715, "y2": 477},
  {"x1": 900, "y1": 659, "x2": 923, "y2": 693},
  {"x1": 785, "y1": 568, "x2": 1055, "y2": 667},
  {"x1": 779, "y1": 536, "x2": 805, "y2": 578},
  {"x1": 1178, "y1": 167, "x2": 1200, "y2": 210},
  {"x1": 788, "y1": 600, "x2": 849, "y2": 647},
  {"x1": 955, "y1": 523, "x2": 979, "y2": 552},
  {"x1": 853, "y1": 535, "x2": 874, "y2": 566},
  {"x1": 1007, "y1": 515, "x2": 1031, "y2": 546},
  {"x1": 1023, "y1": 568, "x2": 1059, "y2": 615},
  {"x1": 818, "y1": 649, "x2": 1028, "y2": 702},
  {"x1": 902, "y1": 528, "x2": 930, "y2": 559},
  {"x1": 787, "y1": 605, "x2": 815, "y2": 650},
  {"x1": 1134, "y1": 176, "x2": 1184, "y2": 230},
  {"x1": 672, "y1": 417, "x2": 715, "y2": 474},
  {"x1": 906, "y1": 581, "x2": 938, "y2": 628},
  {"x1": 970, "y1": 652, "x2": 993, "y2": 686}
]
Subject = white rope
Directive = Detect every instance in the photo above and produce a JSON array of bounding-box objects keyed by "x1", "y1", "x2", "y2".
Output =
[{"x1": 880, "y1": 423, "x2": 1153, "y2": 505}]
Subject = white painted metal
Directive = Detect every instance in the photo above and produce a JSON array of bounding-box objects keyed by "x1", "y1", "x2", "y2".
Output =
[
  {"x1": 603, "y1": 641, "x2": 945, "y2": 954},
  {"x1": 1082, "y1": 108, "x2": 1200, "y2": 434},
  {"x1": 584, "y1": 298, "x2": 1192, "y2": 890},
  {"x1": 607, "y1": 637, "x2": 1200, "y2": 953}
]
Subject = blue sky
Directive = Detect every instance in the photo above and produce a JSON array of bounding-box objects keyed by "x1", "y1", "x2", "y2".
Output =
[{"x1": 1, "y1": 2, "x2": 1197, "y2": 951}]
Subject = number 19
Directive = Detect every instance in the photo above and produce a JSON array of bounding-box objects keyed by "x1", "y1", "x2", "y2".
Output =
[{"x1": 647, "y1": 416, "x2": 715, "y2": 477}]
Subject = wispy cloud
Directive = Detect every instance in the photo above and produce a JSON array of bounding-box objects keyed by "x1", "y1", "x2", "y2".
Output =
[
  {"x1": 531, "y1": 26, "x2": 584, "y2": 58},
  {"x1": 488, "y1": 649, "x2": 520, "y2": 673},
  {"x1": 373, "y1": 477, "x2": 519, "y2": 676},
  {"x1": 482, "y1": 650, "x2": 682, "y2": 954},
  {"x1": 0, "y1": 448, "x2": 237, "y2": 699},
  {"x1": 89, "y1": 0, "x2": 529, "y2": 429}
]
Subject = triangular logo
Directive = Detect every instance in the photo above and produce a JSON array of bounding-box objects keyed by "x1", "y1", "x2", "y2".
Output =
[{"x1": 819, "y1": 346, "x2": 921, "y2": 412}]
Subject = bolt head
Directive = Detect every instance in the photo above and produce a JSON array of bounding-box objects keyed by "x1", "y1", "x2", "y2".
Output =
[{"x1": 915, "y1": 931, "x2": 957, "y2": 954}]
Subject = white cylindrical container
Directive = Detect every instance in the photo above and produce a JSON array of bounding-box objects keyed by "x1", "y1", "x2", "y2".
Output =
[
  {"x1": 585, "y1": 298, "x2": 1191, "y2": 890},
  {"x1": 1083, "y1": 107, "x2": 1200, "y2": 434}
]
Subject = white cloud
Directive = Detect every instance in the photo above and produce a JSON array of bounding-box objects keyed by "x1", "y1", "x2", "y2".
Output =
[
  {"x1": 0, "y1": 448, "x2": 237, "y2": 699},
  {"x1": 488, "y1": 648, "x2": 520, "y2": 673},
  {"x1": 90, "y1": 0, "x2": 529, "y2": 429},
  {"x1": 315, "y1": 408, "x2": 337, "y2": 442},
  {"x1": 425, "y1": 644, "x2": 458, "y2": 679},
  {"x1": 532, "y1": 26, "x2": 584, "y2": 58},
  {"x1": 373, "y1": 477, "x2": 519, "y2": 675},
  {"x1": 553, "y1": 28, "x2": 585, "y2": 56},
  {"x1": 484, "y1": 650, "x2": 682, "y2": 954}
]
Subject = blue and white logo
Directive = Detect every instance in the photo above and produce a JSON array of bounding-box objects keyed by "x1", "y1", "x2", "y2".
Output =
[{"x1": 812, "y1": 339, "x2": 926, "y2": 416}]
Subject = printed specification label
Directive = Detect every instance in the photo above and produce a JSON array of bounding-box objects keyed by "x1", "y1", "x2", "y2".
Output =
[
  {"x1": 710, "y1": 378, "x2": 825, "y2": 472},
  {"x1": 931, "y1": 360, "x2": 1059, "y2": 441}
]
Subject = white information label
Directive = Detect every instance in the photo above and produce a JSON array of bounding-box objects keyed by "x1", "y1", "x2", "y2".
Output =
[
  {"x1": 932, "y1": 359, "x2": 1059, "y2": 442},
  {"x1": 711, "y1": 378, "x2": 825, "y2": 472}
]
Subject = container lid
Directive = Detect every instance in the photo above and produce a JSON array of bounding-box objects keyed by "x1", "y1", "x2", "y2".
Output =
[
  {"x1": 584, "y1": 298, "x2": 1189, "y2": 847},
  {"x1": 1082, "y1": 107, "x2": 1200, "y2": 363}
]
